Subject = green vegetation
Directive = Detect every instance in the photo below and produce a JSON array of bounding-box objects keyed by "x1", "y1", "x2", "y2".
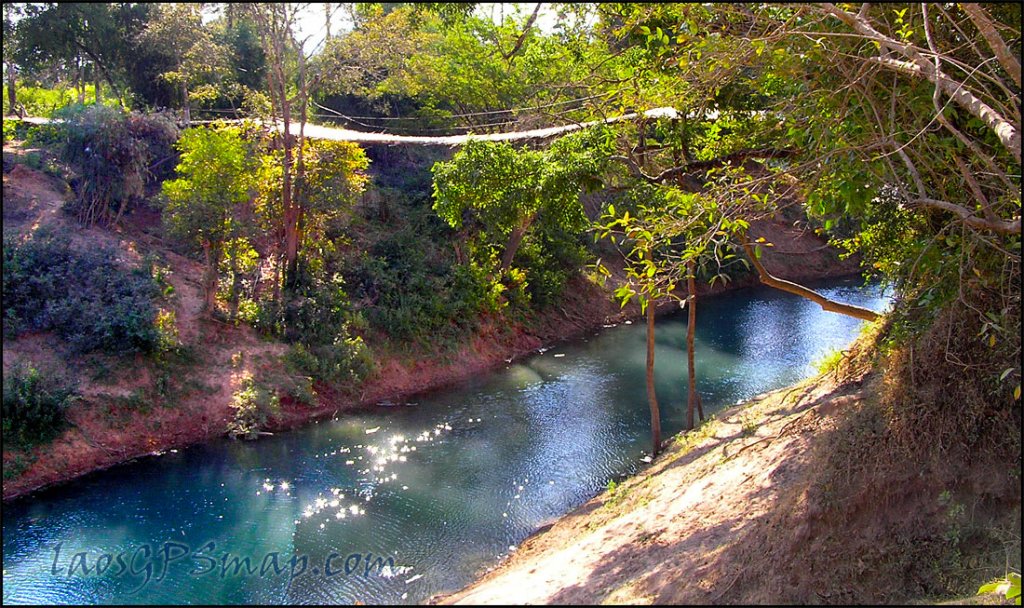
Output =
[
  {"x1": 163, "y1": 123, "x2": 254, "y2": 311},
  {"x1": 56, "y1": 104, "x2": 178, "y2": 226},
  {"x1": 226, "y1": 375, "x2": 280, "y2": 440},
  {"x1": 2, "y1": 3, "x2": 1019, "y2": 600},
  {"x1": 2, "y1": 83, "x2": 118, "y2": 117},
  {"x1": 3, "y1": 231, "x2": 163, "y2": 354},
  {"x1": 978, "y1": 572, "x2": 1021, "y2": 605},
  {"x1": 2, "y1": 363, "x2": 78, "y2": 449}
]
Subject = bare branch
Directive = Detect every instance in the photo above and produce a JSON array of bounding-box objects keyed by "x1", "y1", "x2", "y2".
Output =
[
  {"x1": 960, "y1": 3, "x2": 1021, "y2": 88},
  {"x1": 821, "y1": 3, "x2": 1021, "y2": 164},
  {"x1": 910, "y1": 198, "x2": 1021, "y2": 235}
]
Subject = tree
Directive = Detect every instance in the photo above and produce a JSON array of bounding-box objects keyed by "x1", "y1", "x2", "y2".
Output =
[
  {"x1": 163, "y1": 124, "x2": 255, "y2": 312},
  {"x1": 246, "y1": 2, "x2": 322, "y2": 294},
  {"x1": 14, "y1": 3, "x2": 153, "y2": 106},
  {"x1": 596, "y1": 179, "x2": 738, "y2": 448},
  {"x1": 3, "y1": 4, "x2": 21, "y2": 116},
  {"x1": 138, "y1": 4, "x2": 234, "y2": 124},
  {"x1": 432, "y1": 128, "x2": 612, "y2": 274}
]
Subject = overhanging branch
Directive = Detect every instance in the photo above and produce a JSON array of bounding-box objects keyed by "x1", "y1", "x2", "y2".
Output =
[{"x1": 739, "y1": 232, "x2": 881, "y2": 322}]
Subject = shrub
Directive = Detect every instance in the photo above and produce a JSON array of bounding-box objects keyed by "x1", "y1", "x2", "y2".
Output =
[
  {"x1": 348, "y1": 229, "x2": 493, "y2": 343},
  {"x1": 2, "y1": 363, "x2": 78, "y2": 448},
  {"x1": 226, "y1": 376, "x2": 279, "y2": 440},
  {"x1": 2, "y1": 119, "x2": 21, "y2": 143},
  {"x1": 284, "y1": 335, "x2": 375, "y2": 387},
  {"x1": 2, "y1": 231, "x2": 162, "y2": 354},
  {"x1": 55, "y1": 104, "x2": 178, "y2": 225}
]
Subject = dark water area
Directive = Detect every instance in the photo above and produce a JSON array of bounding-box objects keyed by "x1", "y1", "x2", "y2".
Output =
[{"x1": 1, "y1": 277, "x2": 889, "y2": 604}]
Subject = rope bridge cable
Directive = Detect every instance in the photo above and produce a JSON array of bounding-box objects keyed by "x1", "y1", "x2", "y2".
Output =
[{"x1": 309, "y1": 97, "x2": 607, "y2": 134}]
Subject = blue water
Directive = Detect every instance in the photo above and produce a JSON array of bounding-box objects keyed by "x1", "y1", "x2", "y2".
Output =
[{"x1": 1, "y1": 277, "x2": 888, "y2": 604}]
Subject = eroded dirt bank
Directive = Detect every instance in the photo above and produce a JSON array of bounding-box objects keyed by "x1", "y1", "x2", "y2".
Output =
[
  {"x1": 2, "y1": 158, "x2": 860, "y2": 502},
  {"x1": 435, "y1": 373, "x2": 859, "y2": 605}
]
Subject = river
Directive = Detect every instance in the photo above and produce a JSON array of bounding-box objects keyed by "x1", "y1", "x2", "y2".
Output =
[{"x1": 1, "y1": 277, "x2": 888, "y2": 604}]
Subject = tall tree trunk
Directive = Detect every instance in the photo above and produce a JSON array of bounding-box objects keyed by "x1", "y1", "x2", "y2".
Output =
[
  {"x1": 645, "y1": 246, "x2": 662, "y2": 457},
  {"x1": 94, "y1": 63, "x2": 101, "y2": 105},
  {"x1": 181, "y1": 81, "x2": 190, "y2": 126},
  {"x1": 5, "y1": 61, "x2": 16, "y2": 116},
  {"x1": 281, "y1": 90, "x2": 298, "y2": 291},
  {"x1": 76, "y1": 56, "x2": 85, "y2": 103},
  {"x1": 686, "y1": 258, "x2": 699, "y2": 430}
]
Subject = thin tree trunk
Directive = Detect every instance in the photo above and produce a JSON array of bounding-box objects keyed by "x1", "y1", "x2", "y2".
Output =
[
  {"x1": 500, "y1": 215, "x2": 533, "y2": 271},
  {"x1": 94, "y1": 64, "x2": 101, "y2": 105},
  {"x1": 182, "y1": 81, "x2": 190, "y2": 126},
  {"x1": 686, "y1": 258, "x2": 698, "y2": 430},
  {"x1": 281, "y1": 84, "x2": 297, "y2": 291},
  {"x1": 229, "y1": 255, "x2": 241, "y2": 320},
  {"x1": 76, "y1": 56, "x2": 85, "y2": 103},
  {"x1": 202, "y1": 242, "x2": 220, "y2": 312},
  {"x1": 5, "y1": 62, "x2": 16, "y2": 116},
  {"x1": 645, "y1": 246, "x2": 662, "y2": 457}
]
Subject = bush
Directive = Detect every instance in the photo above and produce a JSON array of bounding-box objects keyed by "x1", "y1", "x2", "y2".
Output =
[
  {"x1": 3, "y1": 231, "x2": 162, "y2": 354},
  {"x1": 55, "y1": 104, "x2": 178, "y2": 225},
  {"x1": 226, "y1": 376, "x2": 279, "y2": 440},
  {"x1": 284, "y1": 335, "x2": 376, "y2": 387},
  {"x1": 348, "y1": 228, "x2": 492, "y2": 343},
  {"x1": 2, "y1": 119, "x2": 22, "y2": 143},
  {"x1": 2, "y1": 363, "x2": 78, "y2": 448}
]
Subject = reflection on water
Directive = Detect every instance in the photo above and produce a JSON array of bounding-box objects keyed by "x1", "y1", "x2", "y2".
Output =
[{"x1": 2, "y1": 277, "x2": 888, "y2": 605}]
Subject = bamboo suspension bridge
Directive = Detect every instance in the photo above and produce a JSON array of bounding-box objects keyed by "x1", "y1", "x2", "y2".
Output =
[{"x1": 15, "y1": 107, "x2": 681, "y2": 146}]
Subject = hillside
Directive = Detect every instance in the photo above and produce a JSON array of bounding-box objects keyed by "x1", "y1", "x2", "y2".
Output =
[{"x1": 2, "y1": 139, "x2": 862, "y2": 502}]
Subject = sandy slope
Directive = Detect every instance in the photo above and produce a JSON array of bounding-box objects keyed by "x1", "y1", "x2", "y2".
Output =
[{"x1": 438, "y1": 373, "x2": 867, "y2": 605}]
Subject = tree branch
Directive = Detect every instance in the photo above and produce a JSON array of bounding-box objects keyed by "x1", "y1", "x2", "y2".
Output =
[
  {"x1": 821, "y1": 3, "x2": 1020, "y2": 164},
  {"x1": 960, "y1": 3, "x2": 1021, "y2": 88},
  {"x1": 910, "y1": 198, "x2": 1021, "y2": 235},
  {"x1": 504, "y1": 3, "x2": 543, "y2": 61},
  {"x1": 738, "y1": 232, "x2": 881, "y2": 322}
]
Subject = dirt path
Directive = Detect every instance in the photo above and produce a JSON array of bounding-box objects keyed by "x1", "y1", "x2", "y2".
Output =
[{"x1": 438, "y1": 374, "x2": 864, "y2": 605}]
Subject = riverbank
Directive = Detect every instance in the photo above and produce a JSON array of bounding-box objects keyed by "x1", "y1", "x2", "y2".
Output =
[
  {"x1": 436, "y1": 369, "x2": 863, "y2": 604},
  {"x1": 435, "y1": 358, "x2": 1019, "y2": 605},
  {"x1": 2, "y1": 156, "x2": 861, "y2": 502}
]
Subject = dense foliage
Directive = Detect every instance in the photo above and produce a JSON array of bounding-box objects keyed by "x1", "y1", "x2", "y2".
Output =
[
  {"x1": 2, "y1": 232, "x2": 162, "y2": 354},
  {"x1": 56, "y1": 104, "x2": 178, "y2": 225},
  {"x1": 2, "y1": 363, "x2": 78, "y2": 448}
]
